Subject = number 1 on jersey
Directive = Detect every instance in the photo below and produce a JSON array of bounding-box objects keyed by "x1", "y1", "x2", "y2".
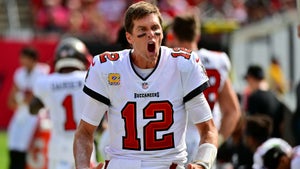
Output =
[{"x1": 62, "y1": 95, "x2": 77, "y2": 130}]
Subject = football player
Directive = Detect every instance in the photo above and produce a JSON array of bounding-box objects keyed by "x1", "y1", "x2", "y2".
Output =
[
  {"x1": 243, "y1": 114, "x2": 294, "y2": 169},
  {"x1": 73, "y1": 1, "x2": 218, "y2": 169},
  {"x1": 166, "y1": 13, "x2": 241, "y2": 164},
  {"x1": 30, "y1": 37, "x2": 97, "y2": 169},
  {"x1": 7, "y1": 46, "x2": 50, "y2": 169}
]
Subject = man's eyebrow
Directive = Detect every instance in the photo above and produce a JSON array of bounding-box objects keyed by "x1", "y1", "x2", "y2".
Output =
[{"x1": 136, "y1": 25, "x2": 146, "y2": 30}]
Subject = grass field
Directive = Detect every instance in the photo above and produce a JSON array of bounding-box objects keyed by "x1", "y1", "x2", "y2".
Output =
[
  {"x1": 0, "y1": 131, "x2": 9, "y2": 169},
  {"x1": 0, "y1": 131, "x2": 104, "y2": 169}
]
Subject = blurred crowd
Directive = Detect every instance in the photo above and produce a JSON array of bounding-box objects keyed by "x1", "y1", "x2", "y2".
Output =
[
  {"x1": 29, "y1": 0, "x2": 297, "y2": 45},
  {"x1": 4, "y1": 0, "x2": 300, "y2": 169}
]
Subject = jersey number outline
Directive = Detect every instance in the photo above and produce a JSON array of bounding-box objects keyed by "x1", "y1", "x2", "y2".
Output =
[
  {"x1": 203, "y1": 69, "x2": 221, "y2": 110},
  {"x1": 171, "y1": 47, "x2": 192, "y2": 60},
  {"x1": 62, "y1": 95, "x2": 77, "y2": 130},
  {"x1": 121, "y1": 101, "x2": 175, "y2": 151}
]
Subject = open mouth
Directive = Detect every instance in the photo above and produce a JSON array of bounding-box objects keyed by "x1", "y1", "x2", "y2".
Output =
[{"x1": 148, "y1": 42, "x2": 155, "y2": 53}]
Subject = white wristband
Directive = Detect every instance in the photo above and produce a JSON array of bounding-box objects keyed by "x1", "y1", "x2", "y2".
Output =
[{"x1": 193, "y1": 143, "x2": 218, "y2": 169}]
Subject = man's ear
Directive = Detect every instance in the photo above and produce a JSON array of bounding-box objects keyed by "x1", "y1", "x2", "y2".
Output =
[
  {"x1": 126, "y1": 32, "x2": 133, "y2": 45},
  {"x1": 196, "y1": 34, "x2": 201, "y2": 43}
]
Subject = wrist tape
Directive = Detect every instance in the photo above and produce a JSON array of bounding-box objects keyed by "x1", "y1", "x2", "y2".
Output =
[{"x1": 193, "y1": 143, "x2": 218, "y2": 169}]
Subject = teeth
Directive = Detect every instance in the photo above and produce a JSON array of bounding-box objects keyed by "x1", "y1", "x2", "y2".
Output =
[{"x1": 148, "y1": 41, "x2": 154, "y2": 44}]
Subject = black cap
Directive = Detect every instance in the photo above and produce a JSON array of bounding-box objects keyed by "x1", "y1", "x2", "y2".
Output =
[
  {"x1": 244, "y1": 65, "x2": 265, "y2": 80},
  {"x1": 263, "y1": 146, "x2": 286, "y2": 169}
]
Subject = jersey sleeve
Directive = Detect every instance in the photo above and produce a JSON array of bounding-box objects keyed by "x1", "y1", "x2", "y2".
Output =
[
  {"x1": 180, "y1": 51, "x2": 209, "y2": 103},
  {"x1": 13, "y1": 68, "x2": 22, "y2": 88},
  {"x1": 186, "y1": 93, "x2": 213, "y2": 124},
  {"x1": 81, "y1": 94, "x2": 107, "y2": 126},
  {"x1": 83, "y1": 55, "x2": 110, "y2": 105},
  {"x1": 32, "y1": 76, "x2": 48, "y2": 101},
  {"x1": 219, "y1": 52, "x2": 231, "y2": 90}
]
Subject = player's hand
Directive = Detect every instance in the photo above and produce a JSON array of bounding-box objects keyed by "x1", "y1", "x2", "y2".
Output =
[
  {"x1": 94, "y1": 162, "x2": 104, "y2": 169},
  {"x1": 91, "y1": 162, "x2": 104, "y2": 169},
  {"x1": 187, "y1": 163, "x2": 205, "y2": 169},
  {"x1": 23, "y1": 90, "x2": 33, "y2": 104}
]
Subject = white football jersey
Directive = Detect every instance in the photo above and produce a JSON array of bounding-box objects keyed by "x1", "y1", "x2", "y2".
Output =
[
  {"x1": 8, "y1": 63, "x2": 49, "y2": 151},
  {"x1": 253, "y1": 138, "x2": 292, "y2": 169},
  {"x1": 292, "y1": 145, "x2": 300, "y2": 169},
  {"x1": 33, "y1": 71, "x2": 89, "y2": 163},
  {"x1": 83, "y1": 46, "x2": 210, "y2": 166},
  {"x1": 185, "y1": 49, "x2": 231, "y2": 163},
  {"x1": 197, "y1": 48, "x2": 231, "y2": 111}
]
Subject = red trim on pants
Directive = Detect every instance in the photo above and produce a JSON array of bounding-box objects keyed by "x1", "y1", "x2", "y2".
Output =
[
  {"x1": 170, "y1": 163, "x2": 178, "y2": 169},
  {"x1": 104, "y1": 160, "x2": 110, "y2": 169},
  {"x1": 103, "y1": 160, "x2": 178, "y2": 169}
]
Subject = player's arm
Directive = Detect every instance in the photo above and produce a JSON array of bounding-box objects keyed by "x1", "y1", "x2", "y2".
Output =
[
  {"x1": 187, "y1": 119, "x2": 218, "y2": 169},
  {"x1": 186, "y1": 93, "x2": 218, "y2": 169},
  {"x1": 74, "y1": 120, "x2": 104, "y2": 169},
  {"x1": 74, "y1": 94, "x2": 107, "y2": 169},
  {"x1": 29, "y1": 97, "x2": 44, "y2": 115},
  {"x1": 7, "y1": 84, "x2": 18, "y2": 110},
  {"x1": 218, "y1": 78, "x2": 241, "y2": 145}
]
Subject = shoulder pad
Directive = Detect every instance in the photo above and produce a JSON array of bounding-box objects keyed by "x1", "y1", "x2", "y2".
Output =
[{"x1": 170, "y1": 48, "x2": 201, "y2": 72}]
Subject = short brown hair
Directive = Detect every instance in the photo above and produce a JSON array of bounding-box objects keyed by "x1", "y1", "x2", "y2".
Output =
[
  {"x1": 172, "y1": 14, "x2": 200, "y2": 42},
  {"x1": 245, "y1": 114, "x2": 273, "y2": 144},
  {"x1": 20, "y1": 46, "x2": 38, "y2": 60},
  {"x1": 124, "y1": 1, "x2": 162, "y2": 33}
]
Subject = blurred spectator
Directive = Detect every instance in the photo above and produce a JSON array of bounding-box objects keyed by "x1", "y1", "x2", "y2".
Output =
[
  {"x1": 79, "y1": 0, "x2": 113, "y2": 42},
  {"x1": 7, "y1": 47, "x2": 50, "y2": 169},
  {"x1": 268, "y1": 57, "x2": 288, "y2": 97},
  {"x1": 158, "y1": 0, "x2": 195, "y2": 25},
  {"x1": 244, "y1": 0, "x2": 271, "y2": 23},
  {"x1": 217, "y1": 114, "x2": 253, "y2": 169},
  {"x1": 244, "y1": 65, "x2": 284, "y2": 138},
  {"x1": 298, "y1": 24, "x2": 300, "y2": 37},
  {"x1": 65, "y1": 0, "x2": 90, "y2": 35},
  {"x1": 96, "y1": 0, "x2": 128, "y2": 44},
  {"x1": 292, "y1": 82, "x2": 300, "y2": 145},
  {"x1": 198, "y1": 0, "x2": 229, "y2": 20},
  {"x1": 281, "y1": 0, "x2": 296, "y2": 11},
  {"x1": 270, "y1": 0, "x2": 282, "y2": 13},
  {"x1": 35, "y1": 0, "x2": 69, "y2": 34},
  {"x1": 262, "y1": 145, "x2": 300, "y2": 169},
  {"x1": 243, "y1": 114, "x2": 293, "y2": 169},
  {"x1": 115, "y1": 26, "x2": 131, "y2": 49},
  {"x1": 227, "y1": 0, "x2": 248, "y2": 24}
]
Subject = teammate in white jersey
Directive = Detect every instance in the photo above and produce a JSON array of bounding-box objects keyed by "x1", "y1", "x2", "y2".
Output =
[
  {"x1": 73, "y1": 1, "x2": 218, "y2": 169},
  {"x1": 30, "y1": 37, "x2": 96, "y2": 169},
  {"x1": 166, "y1": 14, "x2": 241, "y2": 163},
  {"x1": 259, "y1": 140, "x2": 300, "y2": 169},
  {"x1": 7, "y1": 46, "x2": 50, "y2": 169},
  {"x1": 244, "y1": 114, "x2": 300, "y2": 169}
]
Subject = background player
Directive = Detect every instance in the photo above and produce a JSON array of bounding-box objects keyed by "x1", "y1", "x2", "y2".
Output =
[
  {"x1": 7, "y1": 46, "x2": 50, "y2": 169},
  {"x1": 74, "y1": 1, "x2": 218, "y2": 169},
  {"x1": 30, "y1": 37, "x2": 96, "y2": 169},
  {"x1": 166, "y1": 13, "x2": 241, "y2": 163}
]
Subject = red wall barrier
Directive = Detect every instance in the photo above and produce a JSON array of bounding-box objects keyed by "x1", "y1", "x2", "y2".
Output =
[{"x1": 0, "y1": 37, "x2": 58, "y2": 129}]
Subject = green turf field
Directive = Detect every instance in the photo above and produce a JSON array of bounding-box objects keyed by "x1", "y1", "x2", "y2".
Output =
[
  {"x1": 0, "y1": 131, "x2": 104, "y2": 169},
  {"x1": 0, "y1": 131, "x2": 8, "y2": 169}
]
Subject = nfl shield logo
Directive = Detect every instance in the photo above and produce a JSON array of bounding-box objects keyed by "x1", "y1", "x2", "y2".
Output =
[{"x1": 142, "y1": 82, "x2": 148, "y2": 89}]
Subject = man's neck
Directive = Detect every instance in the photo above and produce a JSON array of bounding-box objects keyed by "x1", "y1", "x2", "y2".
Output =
[
  {"x1": 131, "y1": 51, "x2": 158, "y2": 69},
  {"x1": 178, "y1": 42, "x2": 198, "y2": 51}
]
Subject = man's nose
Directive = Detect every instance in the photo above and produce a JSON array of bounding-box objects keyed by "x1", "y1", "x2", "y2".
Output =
[{"x1": 147, "y1": 30, "x2": 155, "y2": 38}]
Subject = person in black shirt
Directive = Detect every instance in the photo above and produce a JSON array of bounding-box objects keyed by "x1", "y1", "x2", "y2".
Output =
[{"x1": 244, "y1": 65, "x2": 283, "y2": 138}]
